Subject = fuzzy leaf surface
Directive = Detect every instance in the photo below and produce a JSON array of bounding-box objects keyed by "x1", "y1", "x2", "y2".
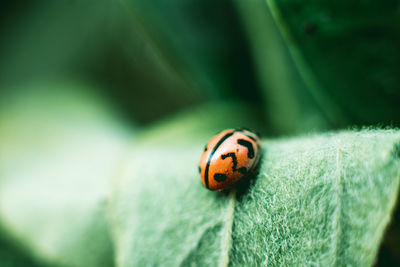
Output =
[{"x1": 109, "y1": 106, "x2": 400, "y2": 266}]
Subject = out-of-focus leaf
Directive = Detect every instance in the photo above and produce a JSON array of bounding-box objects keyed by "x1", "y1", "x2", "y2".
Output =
[
  {"x1": 377, "y1": 204, "x2": 400, "y2": 266},
  {"x1": 0, "y1": 81, "x2": 131, "y2": 267},
  {"x1": 0, "y1": 1, "x2": 107, "y2": 86},
  {"x1": 235, "y1": 0, "x2": 332, "y2": 134},
  {"x1": 88, "y1": 2, "x2": 206, "y2": 123},
  {"x1": 0, "y1": 1, "x2": 200, "y2": 124},
  {"x1": 135, "y1": 101, "x2": 267, "y2": 146},
  {"x1": 264, "y1": 0, "x2": 400, "y2": 126},
  {"x1": 108, "y1": 101, "x2": 400, "y2": 266},
  {"x1": 122, "y1": 0, "x2": 261, "y2": 102},
  {"x1": 0, "y1": 235, "x2": 46, "y2": 267}
]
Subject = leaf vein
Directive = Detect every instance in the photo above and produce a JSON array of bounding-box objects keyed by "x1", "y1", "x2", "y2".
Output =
[
  {"x1": 219, "y1": 189, "x2": 236, "y2": 267},
  {"x1": 333, "y1": 146, "x2": 344, "y2": 266}
]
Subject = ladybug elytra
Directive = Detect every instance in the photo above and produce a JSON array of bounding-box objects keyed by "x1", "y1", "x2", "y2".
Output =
[{"x1": 199, "y1": 128, "x2": 261, "y2": 191}]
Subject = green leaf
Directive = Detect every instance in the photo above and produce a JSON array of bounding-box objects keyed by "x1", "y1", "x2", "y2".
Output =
[
  {"x1": 108, "y1": 102, "x2": 266, "y2": 266},
  {"x1": 263, "y1": 0, "x2": 400, "y2": 126},
  {"x1": 235, "y1": 0, "x2": 334, "y2": 134},
  {"x1": 0, "y1": 235, "x2": 46, "y2": 267},
  {"x1": 0, "y1": 1, "x2": 107, "y2": 86},
  {"x1": 122, "y1": 0, "x2": 260, "y2": 100},
  {"x1": 109, "y1": 117, "x2": 400, "y2": 265},
  {"x1": 0, "y1": 97, "x2": 264, "y2": 266},
  {"x1": 134, "y1": 101, "x2": 267, "y2": 145},
  {"x1": 1, "y1": 84, "x2": 399, "y2": 266},
  {"x1": 94, "y1": 2, "x2": 206, "y2": 123},
  {"x1": 0, "y1": 1, "x2": 201, "y2": 124},
  {"x1": 231, "y1": 130, "x2": 400, "y2": 266},
  {"x1": 0, "y1": 81, "x2": 131, "y2": 267}
]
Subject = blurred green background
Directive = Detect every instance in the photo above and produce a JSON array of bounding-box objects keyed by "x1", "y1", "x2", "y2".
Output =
[
  {"x1": 2, "y1": 0, "x2": 400, "y2": 132},
  {"x1": 1, "y1": 0, "x2": 400, "y2": 266}
]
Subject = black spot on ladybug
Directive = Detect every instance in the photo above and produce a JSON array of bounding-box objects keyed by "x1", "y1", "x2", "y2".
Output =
[
  {"x1": 238, "y1": 167, "x2": 247, "y2": 175},
  {"x1": 204, "y1": 131, "x2": 234, "y2": 189},
  {"x1": 214, "y1": 173, "x2": 227, "y2": 182},
  {"x1": 204, "y1": 145, "x2": 208, "y2": 152},
  {"x1": 244, "y1": 134, "x2": 257, "y2": 142},
  {"x1": 198, "y1": 166, "x2": 201, "y2": 173},
  {"x1": 221, "y1": 152, "x2": 238, "y2": 171},
  {"x1": 237, "y1": 139, "x2": 255, "y2": 159}
]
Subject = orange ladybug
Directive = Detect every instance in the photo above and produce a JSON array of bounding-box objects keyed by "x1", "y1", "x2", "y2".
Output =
[{"x1": 199, "y1": 128, "x2": 261, "y2": 191}]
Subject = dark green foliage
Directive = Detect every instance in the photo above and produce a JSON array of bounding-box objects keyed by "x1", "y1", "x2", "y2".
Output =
[
  {"x1": 236, "y1": 0, "x2": 332, "y2": 134},
  {"x1": 0, "y1": 236, "x2": 46, "y2": 267},
  {"x1": 123, "y1": 0, "x2": 262, "y2": 102},
  {"x1": 270, "y1": 0, "x2": 400, "y2": 126}
]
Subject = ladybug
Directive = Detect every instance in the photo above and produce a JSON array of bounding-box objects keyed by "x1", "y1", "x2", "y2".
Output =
[{"x1": 198, "y1": 128, "x2": 261, "y2": 191}]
